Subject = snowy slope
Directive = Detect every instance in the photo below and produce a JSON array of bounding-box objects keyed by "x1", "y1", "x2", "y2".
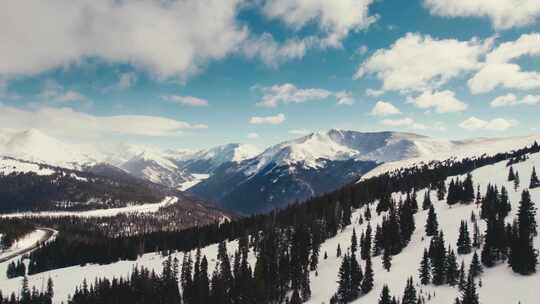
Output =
[{"x1": 2, "y1": 149, "x2": 538, "y2": 303}]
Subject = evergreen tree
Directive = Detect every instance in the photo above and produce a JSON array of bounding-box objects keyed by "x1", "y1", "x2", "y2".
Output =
[
  {"x1": 378, "y1": 285, "x2": 392, "y2": 304},
  {"x1": 361, "y1": 224, "x2": 372, "y2": 260},
  {"x1": 509, "y1": 190, "x2": 538, "y2": 274},
  {"x1": 469, "y1": 251, "x2": 483, "y2": 279},
  {"x1": 472, "y1": 221, "x2": 481, "y2": 249},
  {"x1": 508, "y1": 166, "x2": 516, "y2": 181},
  {"x1": 463, "y1": 174, "x2": 475, "y2": 203},
  {"x1": 430, "y1": 232, "x2": 447, "y2": 285},
  {"x1": 514, "y1": 171, "x2": 520, "y2": 191},
  {"x1": 446, "y1": 249, "x2": 459, "y2": 286},
  {"x1": 351, "y1": 228, "x2": 358, "y2": 255},
  {"x1": 425, "y1": 206, "x2": 439, "y2": 237},
  {"x1": 457, "y1": 221, "x2": 472, "y2": 255},
  {"x1": 336, "y1": 254, "x2": 351, "y2": 303},
  {"x1": 458, "y1": 261, "x2": 466, "y2": 292},
  {"x1": 459, "y1": 273, "x2": 479, "y2": 304},
  {"x1": 350, "y1": 255, "x2": 363, "y2": 300},
  {"x1": 382, "y1": 248, "x2": 392, "y2": 272},
  {"x1": 402, "y1": 277, "x2": 417, "y2": 304},
  {"x1": 437, "y1": 180, "x2": 446, "y2": 201},
  {"x1": 337, "y1": 244, "x2": 342, "y2": 257},
  {"x1": 422, "y1": 191, "x2": 432, "y2": 210},
  {"x1": 419, "y1": 249, "x2": 431, "y2": 285},
  {"x1": 290, "y1": 289, "x2": 302, "y2": 304},
  {"x1": 530, "y1": 166, "x2": 540, "y2": 189},
  {"x1": 361, "y1": 255, "x2": 374, "y2": 294}
]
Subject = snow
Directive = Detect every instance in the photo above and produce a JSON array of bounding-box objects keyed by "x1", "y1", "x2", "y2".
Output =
[
  {"x1": 0, "y1": 230, "x2": 49, "y2": 260},
  {"x1": 177, "y1": 173, "x2": 210, "y2": 191},
  {"x1": 362, "y1": 133, "x2": 540, "y2": 180},
  {"x1": 0, "y1": 197, "x2": 178, "y2": 219},
  {"x1": 0, "y1": 158, "x2": 56, "y2": 176},
  {"x1": 1, "y1": 151, "x2": 537, "y2": 303}
]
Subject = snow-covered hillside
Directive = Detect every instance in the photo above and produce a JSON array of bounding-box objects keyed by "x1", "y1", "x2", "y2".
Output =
[{"x1": 1, "y1": 149, "x2": 538, "y2": 304}]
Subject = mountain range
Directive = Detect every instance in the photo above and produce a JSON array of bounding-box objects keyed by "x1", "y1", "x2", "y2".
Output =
[{"x1": 1, "y1": 128, "x2": 538, "y2": 214}]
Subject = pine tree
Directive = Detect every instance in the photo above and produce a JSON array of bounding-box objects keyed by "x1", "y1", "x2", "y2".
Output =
[
  {"x1": 290, "y1": 289, "x2": 302, "y2": 304},
  {"x1": 472, "y1": 221, "x2": 481, "y2": 248},
  {"x1": 446, "y1": 249, "x2": 459, "y2": 286},
  {"x1": 458, "y1": 261, "x2": 466, "y2": 292},
  {"x1": 425, "y1": 206, "x2": 439, "y2": 237},
  {"x1": 402, "y1": 277, "x2": 417, "y2": 304},
  {"x1": 361, "y1": 224, "x2": 372, "y2": 260},
  {"x1": 457, "y1": 221, "x2": 472, "y2": 255},
  {"x1": 469, "y1": 251, "x2": 483, "y2": 278},
  {"x1": 460, "y1": 273, "x2": 479, "y2": 304},
  {"x1": 350, "y1": 255, "x2": 363, "y2": 300},
  {"x1": 337, "y1": 244, "x2": 342, "y2": 257},
  {"x1": 509, "y1": 190, "x2": 538, "y2": 274},
  {"x1": 336, "y1": 254, "x2": 351, "y2": 303},
  {"x1": 351, "y1": 228, "x2": 358, "y2": 255},
  {"x1": 530, "y1": 166, "x2": 540, "y2": 188},
  {"x1": 422, "y1": 191, "x2": 432, "y2": 210},
  {"x1": 378, "y1": 285, "x2": 392, "y2": 304},
  {"x1": 463, "y1": 174, "x2": 475, "y2": 203},
  {"x1": 382, "y1": 248, "x2": 392, "y2": 272},
  {"x1": 508, "y1": 166, "x2": 516, "y2": 181},
  {"x1": 419, "y1": 249, "x2": 431, "y2": 285},
  {"x1": 437, "y1": 180, "x2": 446, "y2": 201},
  {"x1": 514, "y1": 171, "x2": 520, "y2": 191},
  {"x1": 430, "y1": 232, "x2": 447, "y2": 285},
  {"x1": 361, "y1": 255, "x2": 374, "y2": 294}
]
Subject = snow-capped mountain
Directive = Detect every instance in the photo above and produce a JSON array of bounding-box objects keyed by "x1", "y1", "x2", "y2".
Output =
[
  {"x1": 0, "y1": 129, "x2": 97, "y2": 169},
  {"x1": 189, "y1": 130, "x2": 447, "y2": 213},
  {"x1": 188, "y1": 130, "x2": 540, "y2": 214}
]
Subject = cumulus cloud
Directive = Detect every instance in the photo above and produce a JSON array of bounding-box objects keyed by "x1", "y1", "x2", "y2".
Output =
[
  {"x1": 491, "y1": 93, "x2": 540, "y2": 107},
  {"x1": 162, "y1": 95, "x2": 209, "y2": 107},
  {"x1": 370, "y1": 101, "x2": 401, "y2": 116},
  {"x1": 423, "y1": 0, "x2": 540, "y2": 30},
  {"x1": 260, "y1": 0, "x2": 377, "y2": 48},
  {"x1": 0, "y1": 0, "x2": 246, "y2": 80},
  {"x1": 459, "y1": 116, "x2": 515, "y2": 131},
  {"x1": 380, "y1": 117, "x2": 445, "y2": 131},
  {"x1": 366, "y1": 88, "x2": 384, "y2": 97},
  {"x1": 0, "y1": 106, "x2": 207, "y2": 140},
  {"x1": 381, "y1": 117, "x2": 415, "y2": 127},
  {"x1": 242, "y1": 34, "x2": 316, "y2": 67},
  {"x1": 468, "y1": 33, "x2": 540, "y2": 94},
  {"x1": 355, "y1": 33, "x2": 488, "y2": 92},
  {"x1": 407, "y1": 90, "x2": 468, "y2": 113},
  {"x1": 249, "y1": 113, "x2": 286, "y2": 125},
  {"x1": 255, "y1": 83, "x2": 353, "y2": 107}
]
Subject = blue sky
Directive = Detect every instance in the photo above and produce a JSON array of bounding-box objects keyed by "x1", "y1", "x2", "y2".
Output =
[{"x1": 1, "y1": 0, "x2": 539, "y2": 149}]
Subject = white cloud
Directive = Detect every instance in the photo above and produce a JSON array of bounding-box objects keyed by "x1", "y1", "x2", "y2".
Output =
[
  {"x1": 423, "y1": 0, "x2": 540, "y2": 30},
  {"x1": 381, "y1": 117, "x2": 415, "y2": 127},
  {"x1": 366, "y1": 88, "x2": 384, "y2": 97},
  {"x1": 255, "y1": 83, "x2": 352, "y2": 107},
  {"x1": 247, "y1": 132, "x2": 260, "y2": 139},
  {"x1": 260, "y1": 0, "x2": 377, "y2": 48},
  {"x1": 407, "y1": 90, "x2": 468, "y2": 113},
  {"x1": 0, "y1": 0, "x2": 246, "y2": 80},
  {"x1": 468, "y1": 33, "x2": 540, "y2": 94},
  {"x1": 459, "y1": 116, "x2": 515, "y2": 131},
  {"x1": 242, "y1": 34, "x2": 316, "y2": 67},
  {"x1": 249, "y1": 113, "x2": 286, "y2": 125},
  {"x1": 0, "y1": 106, "x2": 207, "y2": 140},
  {"x1": 116, "y1": 72, "x2": 138, "y2": 90},
  {"x1": 335, "y1": 91, "x2": 355, "y2": 105},
  {"x1": 355, "y1": 33, "x2": 488, "y2": 92},
  {"x1": 380, "y1": 117, "x2": 444, "y2": 131},
  {"x1": 491, "y1": 93, "x2": 540, "y2": 107},
  {"x1": 36, "y1": 80, "x2": 89, "y2": 104},
  {"x1": 289, "y1": 128, "x2": 311, "y2": 135},
  {"x1": 162, "y1": 95, "x2": 209, "y2": 107},
  {"x1": 370, "y1": 101, "x2": 401, "y2": 116}
]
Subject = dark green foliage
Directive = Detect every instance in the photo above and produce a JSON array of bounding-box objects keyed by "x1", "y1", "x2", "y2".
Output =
[
  {"x1": 468, "y1": 251, "x2": 483, "y2": 278},
  {"x1": 429, "y1": 232, "x2": 447, "y2": 285},
  {"x1": 419, "y1": 249, "x2": 431, "y2": 285},
  {"x1": 422, "y1": 191, "x2": 432, "y2": 210},
  {"x1": 425, "y1": 206, "x2": 438, "y2": 237},
  {"x1": 378, "y1": 285, "x2": 392, "y2": 304},
  {"x1": 361, "y1": 255, "x2": 374, "y2": 294},
  {"x1": 446, "y1": 249, "x2": 459, "y2": 286},
  {"x1": 509, "y1": 190, "x2": 538, "y2": 274},
  {"x1": 530, "y1": 166, "x2": 540, "y2": 188},
  {"x1": 401, "y1": 277, "x2": 417, "y2": 304},
  {"x1": 459, "y1": 273, "x2": 479, "y2": 304},
  {"x1": 6, "y1": 259, "x2": 26, "y2": 279},
  {"x1": 360, "y1": 224, "x2": 372, "y2": 260},
  {"x1": 457, "y1": 221, "x2": 472, "y2": 255},
  {"x1": 382, "y1": 249, "x2": 392, "y2": 272}
]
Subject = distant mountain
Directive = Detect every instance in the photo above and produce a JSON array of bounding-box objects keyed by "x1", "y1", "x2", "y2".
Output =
[{"x1": 188, "y1": 129, "x2": 473, "y2": 213}]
